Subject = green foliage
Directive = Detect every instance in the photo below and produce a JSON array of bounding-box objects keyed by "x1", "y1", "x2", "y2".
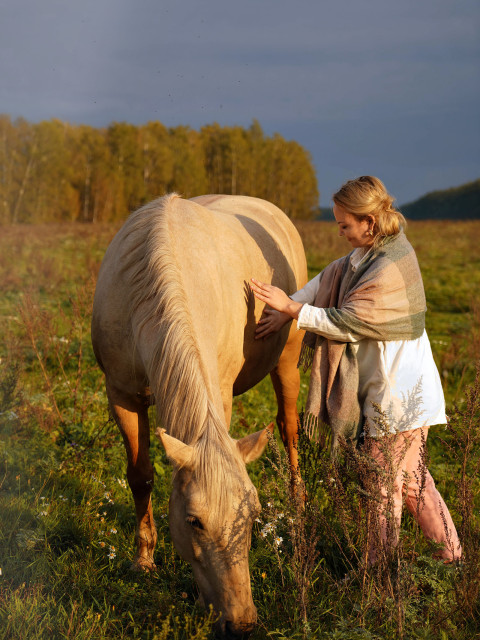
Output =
[
  {"x1": 0, "y1": 115, "x2": 319, "y2": 224},
  {"x1": 400, "y1": 179, "x2": 480, "y2": 220}
]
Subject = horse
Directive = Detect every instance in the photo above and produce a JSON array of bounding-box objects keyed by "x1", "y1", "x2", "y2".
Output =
[{"x1": 91, "y1": 193, "x2": 307, "y2": 638}]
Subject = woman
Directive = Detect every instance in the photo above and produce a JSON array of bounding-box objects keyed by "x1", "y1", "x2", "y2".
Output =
[{"x1": 251, "y1": 175, "x2": 461, "y2": 564}]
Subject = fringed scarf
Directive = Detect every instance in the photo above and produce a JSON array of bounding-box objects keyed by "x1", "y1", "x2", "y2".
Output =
[{"x1": 298, "y1": 232, "x2": 426, "y2": 451}]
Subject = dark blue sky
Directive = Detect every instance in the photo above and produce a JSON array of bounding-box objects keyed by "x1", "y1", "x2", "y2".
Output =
[{"x1": 1, "y1": 0, "x2": 479, "y2": 205}]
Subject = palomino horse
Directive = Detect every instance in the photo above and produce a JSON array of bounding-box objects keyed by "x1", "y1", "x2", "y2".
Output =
[{"x1": 91, "y1": 194, "x2": 307, "y2": 638}]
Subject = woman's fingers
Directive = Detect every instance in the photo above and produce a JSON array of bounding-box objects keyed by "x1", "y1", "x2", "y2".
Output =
[
  {"x1": 251, "y1": 278, "x2": 289, "y2": 312},
  {"x1": 250, "y1": 278, "x2": 271, "y2": 301},
  {"x1": 255, "y1": 323, "x2": 274, "y2": 339}
]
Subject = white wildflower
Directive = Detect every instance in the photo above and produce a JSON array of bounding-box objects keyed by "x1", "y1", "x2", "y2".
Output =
[{"x1": 260, "y1": 522, "x2": 274, "y2": 538}]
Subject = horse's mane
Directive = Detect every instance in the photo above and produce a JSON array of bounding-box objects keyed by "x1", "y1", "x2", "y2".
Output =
[{"x1": 120, "y1": 194, "x2": 246, "y2": 516}]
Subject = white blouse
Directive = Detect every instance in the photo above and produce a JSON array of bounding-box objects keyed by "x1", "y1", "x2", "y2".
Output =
[{"x1": 291, "y1": 248, "x2": 446, "y2": 437}]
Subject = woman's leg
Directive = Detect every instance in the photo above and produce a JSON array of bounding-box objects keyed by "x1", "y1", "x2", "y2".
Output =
[
  {"x1": 366, "y1": 433, "x2": 408, "y2": 564},
  {"x1": 403, "y1": 428, "x2": 462, "y2": 562},
  {"x1": 367, "y1": 427, "x2": 462, "y2": 564}
]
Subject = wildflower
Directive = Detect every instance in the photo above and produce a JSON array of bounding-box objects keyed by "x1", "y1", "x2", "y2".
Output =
[
  {"x1": 181, "y1": 592, "x2": 188, "y2": 599},
  {"x1": 99, "y1": 542, "x2": 106, "y2": 548},
  {"x1": 100, "y1": 517, "x2": 105, "y2": 523},
  {"x1": 266, "y1": 501, "x2": 272, "y2": 508},
  {"x1": 277, "y1": 512, "x2": 284, "y2": 519},
  {"x1": 39, "y1": 511, "x2": 48, "y2": 517},
  {"x1": 103, "y1": 511, "x2": 107, "y2": 516},
  {"x1": 261, "y1": 572, "x2": 266, "y2": 579},
  {"x1": 254, "y1": 517, "x2": 262, "y2": 523},
  {"x1": 110, "y1": 528, "x2": 117, "y2": 534},
  {"x1": 274, "y1": 536, "x2": 283, "y2": 547},
  {"x1": 109, "y1": 545, "x2": 116, "y2": 553},
  {"x1": 260, "y1": 523, "x2": 274, "y2": 538},
  {"x1": 108, "y1": 552, "x2": 116, "y2": 560},
  {"x1": 116, "y1": 478, "x2": 127, "y2": 489}
]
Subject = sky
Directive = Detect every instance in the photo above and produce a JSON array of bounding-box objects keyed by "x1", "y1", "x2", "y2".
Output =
[{"x1": 1, "y1": 0, "x2": 479, "y2": 206}]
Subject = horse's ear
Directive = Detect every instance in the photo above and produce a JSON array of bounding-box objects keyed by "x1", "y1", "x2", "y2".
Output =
[
  {"x1": 236, "y1": 422, "x2": 274, "y2": 464},
  {"x1": 156, "y1": 428, "x2": 194, "y2": 470}
]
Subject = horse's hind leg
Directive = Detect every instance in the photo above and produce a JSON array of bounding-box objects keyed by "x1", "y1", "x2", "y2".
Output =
[{"x1": 107, "y1": 382, "x2": 157, "y2": 571}]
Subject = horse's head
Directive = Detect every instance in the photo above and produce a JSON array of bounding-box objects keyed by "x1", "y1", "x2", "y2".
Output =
[{"x1": 157, "y1": 424, "x2": 273, "y2": 639}]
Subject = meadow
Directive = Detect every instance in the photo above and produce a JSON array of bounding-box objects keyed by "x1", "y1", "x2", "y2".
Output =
[{"x1": 1, "y1": 219, "x2": 479, "y2": 639}]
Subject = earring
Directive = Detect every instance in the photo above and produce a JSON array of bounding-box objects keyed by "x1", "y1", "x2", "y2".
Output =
[{"x1": 368, "y1": 229, "x2": 374, "y2": 236}]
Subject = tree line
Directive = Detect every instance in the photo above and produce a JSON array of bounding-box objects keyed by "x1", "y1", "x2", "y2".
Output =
[
  {"x1": 400, "y1": 178, "x2": 480, "y2": 220},
  {"x1": 0, "y1": 115, "x2": 319, "y2": 224}
]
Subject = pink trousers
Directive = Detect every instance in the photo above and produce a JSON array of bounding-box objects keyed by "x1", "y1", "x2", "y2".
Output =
[{"x1": 366, "y1": 427, "x2": 462, "y2": 564}]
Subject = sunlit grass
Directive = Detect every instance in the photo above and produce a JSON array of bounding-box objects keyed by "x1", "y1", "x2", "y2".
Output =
[{"x1": 1, "y1": 220, "x2": 479, "y2": 638}]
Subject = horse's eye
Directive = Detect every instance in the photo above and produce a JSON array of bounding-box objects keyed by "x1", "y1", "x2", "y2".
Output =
[{"x1": 186, "y1": 516, "x2": 204, "y2": 530}]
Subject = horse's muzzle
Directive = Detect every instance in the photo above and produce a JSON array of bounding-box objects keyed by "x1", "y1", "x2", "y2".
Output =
[{"x1": 216, "y1": 619, "x2": 256, "y2": 640}]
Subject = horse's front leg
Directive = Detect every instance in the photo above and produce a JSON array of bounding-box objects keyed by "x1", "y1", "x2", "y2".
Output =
[{"x1": 107, "y1": 382, "x2": 157, "y2": 571}]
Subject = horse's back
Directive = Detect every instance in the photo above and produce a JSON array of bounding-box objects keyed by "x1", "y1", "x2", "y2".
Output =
[
  {"x1": 190, "y1": 194, "x2": 306, "y2": 290},
  {"x1": 92, "y1": 194, "x2": 307, "y2": 405},
  {"x1": 183, "y1": 195, "x2": 307, "y2": 394}
]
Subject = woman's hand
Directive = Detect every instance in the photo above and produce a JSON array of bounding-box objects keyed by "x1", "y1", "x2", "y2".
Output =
[
  {"x1": 255, "y1": 309, "x2": 291, "y2": 339},
  {"x1": 250, "y1": 278, "x2": 303, "y2": 319}
]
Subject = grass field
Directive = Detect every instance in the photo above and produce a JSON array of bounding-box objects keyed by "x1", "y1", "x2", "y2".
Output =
[{"x1": 1, "y1": 220, "x2": 479, "y2": 639}]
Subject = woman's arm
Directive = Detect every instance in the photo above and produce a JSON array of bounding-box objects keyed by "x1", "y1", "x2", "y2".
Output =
[
  {"x1": 297, "y1": 305, "x2": 362, "y2": 342},
  {"x1": 289, "y1": 272, "x2": 321, "y2": 305}
]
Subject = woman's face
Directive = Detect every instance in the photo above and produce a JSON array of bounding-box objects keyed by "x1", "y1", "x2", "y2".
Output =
[{"x1": 333, "y1": 204, "x2": 374, "y2": 249}]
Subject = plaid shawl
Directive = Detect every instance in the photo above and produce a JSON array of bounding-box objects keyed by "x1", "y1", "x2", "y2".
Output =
[{"x1": 298, "y1": 232, "x2": 426, "y2": 451}]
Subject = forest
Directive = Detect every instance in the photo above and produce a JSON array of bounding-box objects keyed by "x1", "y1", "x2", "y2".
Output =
[
  {"x1": 400, "y1": 178, "x2": 480, "y2": 220},
  {"x1": 0, "y1": 115, "x2": 319, "y2": 224}
]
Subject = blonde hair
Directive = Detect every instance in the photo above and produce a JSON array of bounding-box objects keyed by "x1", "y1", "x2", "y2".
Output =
[{"x1": 333, "y1": 176, "x2": 406, "y2": 243}]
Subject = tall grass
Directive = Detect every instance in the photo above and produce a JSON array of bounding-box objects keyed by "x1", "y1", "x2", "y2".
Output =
[{"x1": 1, "y1": 221, "x2": 479, "y2": 638}]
